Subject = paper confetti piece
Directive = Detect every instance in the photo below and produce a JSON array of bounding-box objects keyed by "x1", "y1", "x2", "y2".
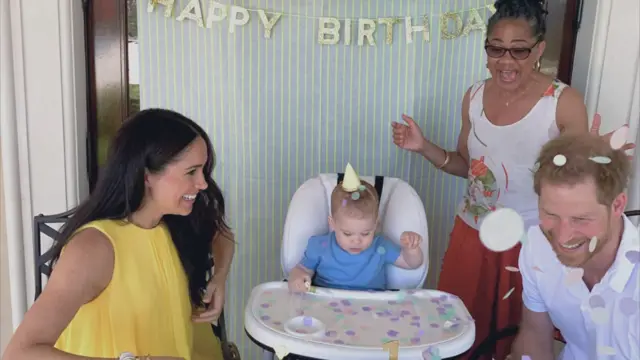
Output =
[
  {"x1": 625, "y1": 250, "x2": 640, "y2": 264},
  {"x1": 530, "y1": 162, "x2": 540, "y2": 173},
  {"x1": 590, "y1": 308, "x2": 609, "y2": 324},
  {"x1": 503, "y1": 287, "x2": 516, "y2": 300},
  {"x1": 589, "y1": 156, "x2": 611, "y2": 164},
  {"x1": 505, "y1": 266, "x2": 520, "y2": 272},
  {"x1": 589, "y1": 294, "x2": 606, "y2": 308},
  {"x1": 597, "y1": 346, "x2": 616, "y2": 356},
  {"x1": 377, "y1": 246, "x2": 387, "y2": 255},
  {"x1": 619, "y1": 297, "x2": 638, "y2": 316},
  {"x1": 588, "y1": 236, "x2": 598, "y2": 253},
  {"x1": 609, "y1": 125, "x2": 629, "y2": 150},
  {"x1": 564, "y1": 268, "x2": 584, "y2": 286},
  {"x1": 443, "y1": 320, "x2": 454, "y2": 329},
  {"x1": 422, "y1": 347, "x2": 441, "y2": 360},
  {"x1": 553, "y1": 154, "x2": 567, "y2": 166},
  {"x1": 303, "y1": 316, "x2": 313, "y2": 326},
  {"x1": 274, "y1": 345, "x2": 290, "y2": 359},
  {"x1": 519, "y1": 232, "x2": 528, "y2": 245},
  {"x1": 479, "y1": 208, "x2": 525, "y2": 252}
]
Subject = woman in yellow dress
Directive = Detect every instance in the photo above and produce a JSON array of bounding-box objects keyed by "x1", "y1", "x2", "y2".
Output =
[{"x1": 3, "y1": 109, "x2": 235, "y2": 360}]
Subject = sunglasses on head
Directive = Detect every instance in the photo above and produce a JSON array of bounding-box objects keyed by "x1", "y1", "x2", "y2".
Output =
[{"x1": 484, "y1": 40, "x2": 541, "y2": 61}]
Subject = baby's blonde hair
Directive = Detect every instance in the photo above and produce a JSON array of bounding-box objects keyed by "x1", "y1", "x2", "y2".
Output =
[{"x1": 330, "y1": 180, "x2": 379, "y2": 219}]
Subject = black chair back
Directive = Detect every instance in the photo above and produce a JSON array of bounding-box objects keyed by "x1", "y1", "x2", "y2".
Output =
[
  {"x1": 33, "y1": 209, "x2": 75, "y2": 299},
  {"x1": 32, "y1": 210, "x2": 238, "y2": 359}
]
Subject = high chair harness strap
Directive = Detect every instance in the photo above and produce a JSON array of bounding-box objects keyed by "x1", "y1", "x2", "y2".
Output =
[{"x1": 336, "y1": 174, "x2": 384, "y2": 200}]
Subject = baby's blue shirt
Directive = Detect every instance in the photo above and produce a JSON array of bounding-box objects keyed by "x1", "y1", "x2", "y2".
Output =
[{"x1": 299, "y1": 232, "x2": 401, "y2": 290}]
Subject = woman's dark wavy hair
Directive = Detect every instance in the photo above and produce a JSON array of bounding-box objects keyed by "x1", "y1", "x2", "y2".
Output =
[
  {"x1": 488, "y1": 0, "x2": 548, "y2": 41},
  {"x1": 51, "y1": 108, "x2": 229, "y2": 307}
]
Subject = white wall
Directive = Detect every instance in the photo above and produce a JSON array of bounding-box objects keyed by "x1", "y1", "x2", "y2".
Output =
[
  {"x1": 572, "y1": 0, "x2": 640, "y2": 138},
  {"x1": 0, "y1": 0, "x2": 88, "y2": 332},
  {"x1": 571, "y1": 0, "x2": 640, "y2": 216},
  {"x1": 1, "y1": 150, "x2": 12, "y2": 354}
]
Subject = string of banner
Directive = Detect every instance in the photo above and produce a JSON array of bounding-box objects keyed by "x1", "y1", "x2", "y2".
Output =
[{"x1": 148, "y1": 0, "x2": 498, "y2": 45}]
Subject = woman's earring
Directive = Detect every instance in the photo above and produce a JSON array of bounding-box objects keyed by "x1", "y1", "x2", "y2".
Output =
[{"x1": 534, "y1": 59, "x2": 541, "y2": 71}]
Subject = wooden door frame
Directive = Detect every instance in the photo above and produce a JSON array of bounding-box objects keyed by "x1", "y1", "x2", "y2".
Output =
[
  {"x1": 82, "y1": 0, "x2": 582, "y2": 189},
  {"x1": 83, "y1": 0, "x2": 130, "y2": 191},
  {"x1": 557, "y1": 0, "x2": 583, "y2": 83}
]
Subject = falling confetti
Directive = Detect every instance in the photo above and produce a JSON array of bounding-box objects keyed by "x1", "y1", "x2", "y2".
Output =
[
  {"x1": 505, "y1": 266, "x2": 520, "y2": 272},
  {"x1": 553, "y1": 154, "x2": 567, "y2": 166},
  {"x1": 589, "y1": 236, "x2": 598, "y2": 253},
  {"x1": 619, "y1": 297, "x2": 638, "y2": 316},
  {"x1": 479, "y1": 208, "x2": 525, "y2": 252},
  {"x1": 590, "y1": 308, "x2": 609, "y2": 324},
  {"x1": 532, "y1": 266, "x2": 544, "y2": 273},
  {"x1": 589, "y1": 156, "x2": 612, "y2": 164},
  {"x1": 564, "y1": 268, "x2": 584, "y2": 286},
  {"x1": 609, "y1": 125, "x2": 629, "y2": 150},
  {"x1": 625, "y1": 250, "x2": 640, "y2": 264},
  {"x1": 589, "y1": 294, "x2": 606, "y2": 308},
  {"x1": 503, "y1": 287, "x2": 516, "y2": 300},
  {"x1": 519, "y1": 232, "x2": 528, "y2": 245},
  {"x1": 530, "y1": 162, "x2": 540, "y2": 173},
  {"x1": 597, "y1": 346, "x2": 617, "y2": 356}
]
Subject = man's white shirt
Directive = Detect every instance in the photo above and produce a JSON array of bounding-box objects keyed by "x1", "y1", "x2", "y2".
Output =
[{"x1": 519, "y1": 215, "x2": 640, "y2": 360}]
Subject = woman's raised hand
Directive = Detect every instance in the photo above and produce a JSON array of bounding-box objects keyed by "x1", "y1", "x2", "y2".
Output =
[
  {"x1": 590, "y1": 113, "x2": 636, "y2": 155},
  {"x1": 392, "y1": 114, "x2": 428, "y2": 153}
]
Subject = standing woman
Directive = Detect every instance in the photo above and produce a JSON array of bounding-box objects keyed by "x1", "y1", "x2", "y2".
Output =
[
  {"x1": 3, "y1": 109, "x2": 235, "y2": 360},
  {"x1": 392, "y1": 0, "x2": 589, "y2": 358}
]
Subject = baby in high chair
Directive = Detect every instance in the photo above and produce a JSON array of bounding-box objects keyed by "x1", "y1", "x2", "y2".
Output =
[{"x1": 288, "y1": 164, "x2": 424, "y2": 292}]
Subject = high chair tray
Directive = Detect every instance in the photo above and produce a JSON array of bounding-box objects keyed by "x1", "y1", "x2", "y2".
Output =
[{"x1": 244, "y1": 281, "x2": 475, "y2": 359}]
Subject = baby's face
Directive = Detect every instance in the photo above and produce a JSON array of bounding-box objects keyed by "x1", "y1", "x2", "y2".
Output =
[{"x1": 330, "y1": 214, "x2": 377, "y2": 254}]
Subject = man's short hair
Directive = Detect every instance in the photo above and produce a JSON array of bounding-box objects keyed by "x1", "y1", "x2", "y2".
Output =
[{"x1": 533, "y1": 132, "x2": 631, "y2": 205}]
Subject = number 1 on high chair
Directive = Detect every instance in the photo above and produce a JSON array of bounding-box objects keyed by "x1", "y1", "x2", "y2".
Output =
[{"x1": 382, "y1": 340, "x2": 399, "y2": 360}]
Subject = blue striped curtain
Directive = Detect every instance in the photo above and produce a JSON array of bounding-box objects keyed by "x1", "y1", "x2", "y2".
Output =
[{"x1": 138, "y1": 1, "x2": 490, "y2": 357}]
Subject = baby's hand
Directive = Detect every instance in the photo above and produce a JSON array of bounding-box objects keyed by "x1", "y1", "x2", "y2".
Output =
[
  {"x1": 400, "y1": 231, "x2": 422, "y2": 250},
  {"x1": 288, "y1": 270, "x2": 311, "y2": 293}
]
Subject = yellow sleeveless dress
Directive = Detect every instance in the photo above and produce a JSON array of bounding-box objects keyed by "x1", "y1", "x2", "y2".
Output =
[{"x1": 55, "y1": 219, "x2": 223, "y2": 360}]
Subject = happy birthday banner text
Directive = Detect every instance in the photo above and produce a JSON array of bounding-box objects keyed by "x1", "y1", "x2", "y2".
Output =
[{"x1": 148, "y1": 0, "x2": 497, "y2": 45}]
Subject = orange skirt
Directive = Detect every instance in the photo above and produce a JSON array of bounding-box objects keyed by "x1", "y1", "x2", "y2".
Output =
[{"x1": 437, "y1": 216, "x2": 523, "y2": 360}]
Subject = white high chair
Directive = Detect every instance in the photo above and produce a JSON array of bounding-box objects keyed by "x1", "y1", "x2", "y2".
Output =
[
  {"x1": 280, "y1": 172, "x2": 430, "y2": 289},
  {"x1": 244, "y1": 171, "x2": 475, "y2": 360}
]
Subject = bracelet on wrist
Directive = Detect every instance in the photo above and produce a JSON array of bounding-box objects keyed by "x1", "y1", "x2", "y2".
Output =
[{"x1": 436, "y1": 148, "x2": 451, "y2": 169}]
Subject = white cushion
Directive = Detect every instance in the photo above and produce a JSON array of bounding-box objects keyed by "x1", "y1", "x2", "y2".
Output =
[{"x1": 281, "y1": 173, "x2": 430, "y2": 289}]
